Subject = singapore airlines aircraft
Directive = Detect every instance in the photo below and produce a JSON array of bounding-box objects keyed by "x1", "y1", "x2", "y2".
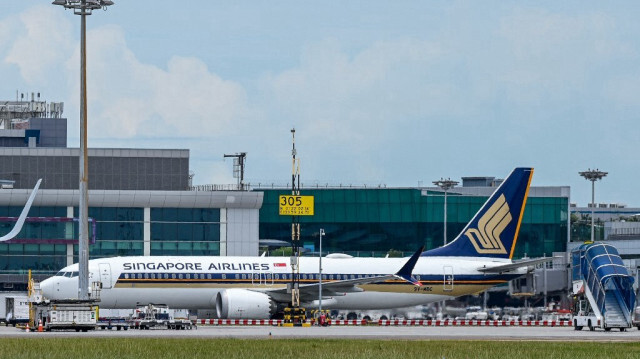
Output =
[{"x1": 40, "y1": 168, "x2": 548, "y2": 319}]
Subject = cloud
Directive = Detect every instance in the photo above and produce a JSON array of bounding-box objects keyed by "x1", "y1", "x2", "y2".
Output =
[
  {"x1": 4, "y1": 5, "x2": 74, "y2": 84},
  {"x1": 60, "y1": 25, "x2": 250, "y2": 140},
  {"x1": 262, "y1": 39, "x2": 446, "y2": 144}
]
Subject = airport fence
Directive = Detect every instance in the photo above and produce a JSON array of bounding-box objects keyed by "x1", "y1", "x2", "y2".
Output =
[{"x1": 196, "y1": 318, "x2": 572, "y2": 327}]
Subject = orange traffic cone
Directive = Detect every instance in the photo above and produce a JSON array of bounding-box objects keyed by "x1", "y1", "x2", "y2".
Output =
[
  {"x1": 25, "y1": 322, "x2": 30, "y2": 332},
  {"x1": 38, "y1": 320, "x2": 43, "y2": 332}
]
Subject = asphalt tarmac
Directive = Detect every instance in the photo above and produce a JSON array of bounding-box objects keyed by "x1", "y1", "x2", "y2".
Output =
[{"x1": 1, "y1": 325, "x2": 639, "y2": 341}]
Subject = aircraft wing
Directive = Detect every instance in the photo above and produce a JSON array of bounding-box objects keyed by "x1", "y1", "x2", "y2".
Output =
[
  {"x1": 261, "y1": 246, "x2": 423, "y2": 303},
  {"x1": 477, "y1": 257, "x2": 558, "y2": 273},
  {"x1": 0, "y1": 179, "x2": 41, "y2": 242}
]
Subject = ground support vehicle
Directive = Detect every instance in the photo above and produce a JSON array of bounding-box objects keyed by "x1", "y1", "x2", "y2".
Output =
[
  {"x1": 571, "y1": 244, "x2": 635, "y2": 332},
  {"x1": 97, "y1": 317, "x2": 129, "y2": 330},
  {"x1": 33, "y1": 300, "x2": 99, "y2": 332},
  {"x1": 4, "y1": 296, "x2": 29, "y2": 327},
  {"x1": 128, "y1": 304, "x2": 194, "y2": 330},
  {"x1": 572, "y1": 296, "x2": 601, "y2": 331}
]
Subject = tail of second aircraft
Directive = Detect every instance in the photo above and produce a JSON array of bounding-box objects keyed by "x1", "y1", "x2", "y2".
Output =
[{"x1": 422, "y1": 168, "x2": 533, "y2": 260}]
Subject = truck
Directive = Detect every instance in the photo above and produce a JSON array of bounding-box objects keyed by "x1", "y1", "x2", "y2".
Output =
[
  {"x1": 97, "y1": 317, "x2": 129, "y2": 331},
  {"x1": 572, "y1": 290, "x2": 601, "y2": 331},
  {"x1": 128, "y1": 304, "x2": 194, "y2": 330},
  {"x1": 34, "y1": 301, "x2": 99, "y2": 332},
  {"x1": 4, "y1": 296, "x2": 29, "y2": 327}
]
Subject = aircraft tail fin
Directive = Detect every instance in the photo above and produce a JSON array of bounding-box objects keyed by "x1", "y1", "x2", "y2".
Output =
[
  {"x1": 422, "y1": 168, "x2": 533, "y2": 260},
  {"x1": 0, "y1": 179, "x2": 41, "y2": 242}
]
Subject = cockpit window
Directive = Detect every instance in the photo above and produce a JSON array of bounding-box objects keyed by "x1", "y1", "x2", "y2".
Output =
[
  {"x1": 64, "y1": 272, "x2": 72, "y2": 278},
  {"x1": 55, "y1": 271, "x2": 64, "y2": 277},
  {"x1": 71, "y1": 271, "x2": 79, "y2": 277}
]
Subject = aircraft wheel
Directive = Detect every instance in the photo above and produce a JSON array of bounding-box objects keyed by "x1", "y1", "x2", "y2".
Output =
[
  {"x1": 604, "y1": 327, "x2": 611, "y2": 332},
  {"x1": 620, "y1": 328, "x2": 626, "y2": 332}
]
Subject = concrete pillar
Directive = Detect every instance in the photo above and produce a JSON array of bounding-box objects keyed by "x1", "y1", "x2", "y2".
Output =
[
  {"x1": 219, "y1": 208, "x2": 227, "y2": 256},
  {"x1": 144, "y1": 207, "x2": 150, "y2": 256}
]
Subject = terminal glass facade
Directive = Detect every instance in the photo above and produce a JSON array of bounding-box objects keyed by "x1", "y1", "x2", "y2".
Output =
[
  {"x1": 259, "y1": 189, "x2": 569, "y2": 259},
  {"x1": 0, "y1": 206, "x2": 68, "y2": 273},
  {"x1": 0, "y1": 206, "x2": 222, "y2": 275},
  {"x1": 87, "y1": 207, "x2": 144, "y2": 258}
]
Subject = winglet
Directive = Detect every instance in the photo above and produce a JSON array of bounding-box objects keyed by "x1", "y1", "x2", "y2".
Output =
[
  {"x1": 0, "y1": 179, "x2": 41, "y2": 242},
  {"x1": 394, "y1": 246, "x2": 423, "y2": 286}
]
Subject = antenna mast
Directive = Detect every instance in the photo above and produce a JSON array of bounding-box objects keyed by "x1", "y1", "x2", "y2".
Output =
[{"x1": 223, "y1": 152, "x2": 247, "y2": 190}]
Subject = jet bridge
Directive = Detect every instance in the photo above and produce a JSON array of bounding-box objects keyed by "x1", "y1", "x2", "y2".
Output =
[{"x1": 571, "y1": 243, "x2": 635, "y2": 330}]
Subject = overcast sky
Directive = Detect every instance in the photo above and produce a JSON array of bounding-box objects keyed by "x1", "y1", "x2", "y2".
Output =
[{"x1": 1, "y1": 1, "x2": 639, "y2": 206}]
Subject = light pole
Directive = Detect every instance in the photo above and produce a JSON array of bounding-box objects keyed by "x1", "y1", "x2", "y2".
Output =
[
  {"x1": 579, "y1": 169, "x2": 607, "y2": 242},
  {"x1": 318, "y1": 228, "x2": 324, "y2": 316},
  {"x1": 433, "y1": 178, "x2": 459, "y2": 246},
  {"x1": 52, "y1": 0, "x2": 114, "y2": 300}
]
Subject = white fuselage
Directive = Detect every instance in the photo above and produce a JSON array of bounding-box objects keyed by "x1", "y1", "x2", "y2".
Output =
[{"x1": 40, "y1": 255, "x2": 523, "y2": 311}]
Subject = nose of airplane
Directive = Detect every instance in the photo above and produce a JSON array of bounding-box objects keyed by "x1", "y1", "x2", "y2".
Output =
[{"x1": 40, "y1": 277, "x2": 54, "y2": 299}]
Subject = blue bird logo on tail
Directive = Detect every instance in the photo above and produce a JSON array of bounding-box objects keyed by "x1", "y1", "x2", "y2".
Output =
[{"x1": 464, "y1": 194, "x2": 511, "y2": 255}]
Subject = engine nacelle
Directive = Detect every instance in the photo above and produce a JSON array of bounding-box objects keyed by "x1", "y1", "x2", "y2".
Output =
[{"x1": 216, "y1": 289, "x2": 276, "y2": 319}]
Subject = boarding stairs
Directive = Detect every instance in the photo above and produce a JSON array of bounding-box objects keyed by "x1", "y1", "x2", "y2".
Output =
[
  {"x1": 572, "y1": 243, "x2": 635, "y2": 329},
  {"x1": 603, "y1": 291, "x2": 627, "y2": 327}
]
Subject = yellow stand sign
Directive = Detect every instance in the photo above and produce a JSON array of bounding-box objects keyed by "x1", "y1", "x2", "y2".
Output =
[{"x1": 279, "y1": 195, "x2": 314, "y2": 216}]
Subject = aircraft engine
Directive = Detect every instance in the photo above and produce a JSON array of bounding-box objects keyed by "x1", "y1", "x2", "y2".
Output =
[{"x1": 215, "y1": 289, "x2": 276, "y2": 319}]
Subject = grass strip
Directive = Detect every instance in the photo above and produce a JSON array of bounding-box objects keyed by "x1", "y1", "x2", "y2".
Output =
[{"x1": 1, "y1": 338, "x2": 639, "y2": 359}]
